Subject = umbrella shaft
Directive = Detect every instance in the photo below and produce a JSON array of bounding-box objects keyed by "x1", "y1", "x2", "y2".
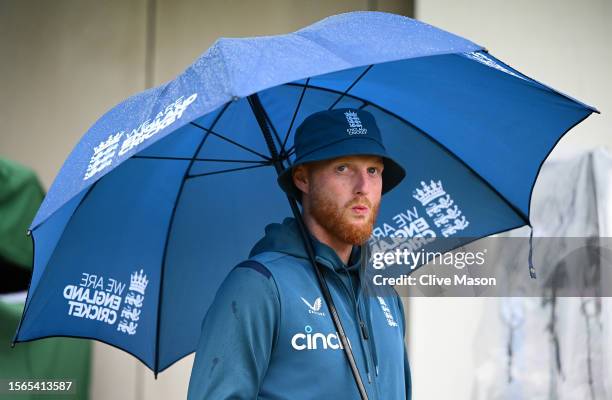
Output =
[{"x1": 247, "y1": 95, "x2": 284, "y2": 174}]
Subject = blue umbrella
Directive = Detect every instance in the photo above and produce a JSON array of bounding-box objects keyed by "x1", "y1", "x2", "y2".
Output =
[{"x1": 13, "y1": 10, "x2": 598, "y2": 385}]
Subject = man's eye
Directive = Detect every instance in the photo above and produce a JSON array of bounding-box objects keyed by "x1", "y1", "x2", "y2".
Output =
[
  {"x1": 368, "y1": 167, "x2": 380, "y2": 175},
  {"x1": 336, "y1": 165, "x2": 347, "y2": 172}
]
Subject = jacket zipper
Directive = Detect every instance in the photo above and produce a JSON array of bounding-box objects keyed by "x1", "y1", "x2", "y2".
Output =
[
  {"x1": 356, "y1": 290, "x2": 378, "y2": 387},
  {"x1": 316, "y1": 257, "x2": 378, "y2": 398}
]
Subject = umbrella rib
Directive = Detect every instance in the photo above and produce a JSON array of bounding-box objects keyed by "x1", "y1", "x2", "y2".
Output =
[
  {"x1": 327, "y1": 64, "x2": 373, "y2": 110},
  {"x1": 190, "y1": 121, "x2": 271, "y2": 161},
  {"x1": 154, "y1": 102, "x2": 230, "y2": 376},
  {"x1": 186, "y1": 163, "x2": 271, "y2": 179},
  {"x1": 282, "y1": 77, "x2": 310, "y2": 156},
  {"x1": 132, "y1": 155, "x2": 268, "y2": 164},
  {"x1": 287, "y1": 82, "x2": 529, "y2": 224}
]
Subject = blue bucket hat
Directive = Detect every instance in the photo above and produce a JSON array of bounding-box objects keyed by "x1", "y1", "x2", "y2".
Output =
[{"x1": 277, "y1": 108, "x2": 406, "y2": 200}]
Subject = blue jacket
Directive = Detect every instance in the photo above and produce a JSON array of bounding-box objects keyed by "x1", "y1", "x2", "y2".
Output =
[{"x1": 187, "y1": 217, "x2": 412, "y2": 399}]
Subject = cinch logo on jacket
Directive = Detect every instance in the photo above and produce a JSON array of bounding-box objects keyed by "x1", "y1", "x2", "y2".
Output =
[{"x1": 290, "y1": 324, "x2": 352, "y2": 351}]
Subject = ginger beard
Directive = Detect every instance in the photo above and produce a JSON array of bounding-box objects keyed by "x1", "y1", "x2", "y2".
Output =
[{"x1": 308, "y1": 182, "x2": 380, "y2": 245}]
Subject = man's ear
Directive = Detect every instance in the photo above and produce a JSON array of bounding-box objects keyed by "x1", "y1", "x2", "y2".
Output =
[{"x1": 292, "y1": 165, "x2": 309, "y2": 196}]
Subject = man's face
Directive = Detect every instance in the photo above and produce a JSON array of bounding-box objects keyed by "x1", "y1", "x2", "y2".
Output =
[{"x1": 294, "y1": 155, "x2": 384, "y2": 245}]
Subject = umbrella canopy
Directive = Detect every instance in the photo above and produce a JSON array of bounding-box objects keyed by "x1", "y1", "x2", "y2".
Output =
[{"x1": 13, "y1": 11, "x2": 598, "y2": 375}]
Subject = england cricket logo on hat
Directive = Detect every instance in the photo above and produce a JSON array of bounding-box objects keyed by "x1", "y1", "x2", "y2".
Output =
[{"x1": 344, "y1": 110, "x2": 367, "y2": 135}]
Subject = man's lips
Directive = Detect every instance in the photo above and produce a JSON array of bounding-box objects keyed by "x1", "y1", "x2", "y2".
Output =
[{"x1": 351, "y1": 205, "x2": 369, "y2": 214}]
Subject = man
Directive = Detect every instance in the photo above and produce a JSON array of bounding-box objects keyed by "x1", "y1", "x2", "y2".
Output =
[{"x1": 187, "y1": 108, "x2": 412, "y2": 399}]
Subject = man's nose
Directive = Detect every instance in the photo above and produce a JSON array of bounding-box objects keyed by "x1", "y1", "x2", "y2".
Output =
[{"x1": 353, "y1": 169, "x2": 370, "y2": 195}]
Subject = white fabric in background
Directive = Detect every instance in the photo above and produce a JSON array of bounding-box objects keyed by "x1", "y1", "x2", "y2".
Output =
[{"x1": 471, "y1": 148, "x2": 611, "y2": 400}]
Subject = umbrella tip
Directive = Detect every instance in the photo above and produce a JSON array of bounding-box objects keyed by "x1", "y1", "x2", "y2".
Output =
[{"x1": 26, "y1": 229, "x2": 31, "y2": 236}]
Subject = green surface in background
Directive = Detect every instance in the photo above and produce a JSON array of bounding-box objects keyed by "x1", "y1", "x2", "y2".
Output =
[
  {"x1": 0, "y1": 301, "x2": 91, "y2": 400},
  {"x1": 0, "y1": 158, "x2": 45, "y2": 270}
]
